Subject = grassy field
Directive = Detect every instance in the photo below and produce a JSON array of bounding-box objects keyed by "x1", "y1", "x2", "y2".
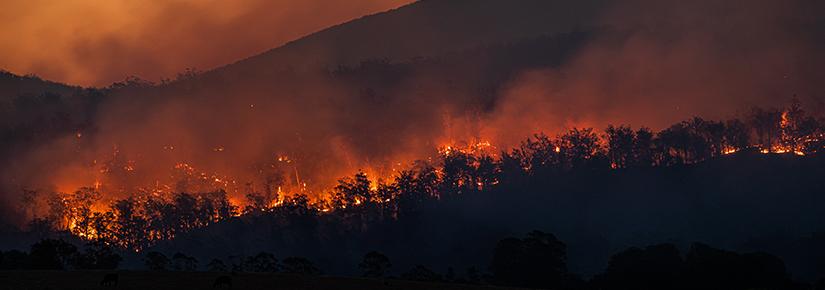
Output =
[{"x1": 0, "y1": 271, "x2": 519, "y2": 290}]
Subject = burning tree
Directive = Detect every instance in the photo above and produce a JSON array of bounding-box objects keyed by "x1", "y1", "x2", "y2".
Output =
[{"x1": 21, "y1": 99, "x2": 824, "y2": 251}]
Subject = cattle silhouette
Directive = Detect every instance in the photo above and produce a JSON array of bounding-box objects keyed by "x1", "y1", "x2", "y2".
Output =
[{"x1": 100, "y1": 273, "x2": 118, "y2": 287}]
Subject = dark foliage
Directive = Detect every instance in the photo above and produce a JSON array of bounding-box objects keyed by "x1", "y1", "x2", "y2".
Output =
[
  {"x1": 28, "y1": 239, "x2": 77, "y2": 270},
  {"x1": 71, "y1": 240, "x2": 122, "y2": 269},
  {"x1": 281, "y1": 256, "x2": 321, "y2": 275},
  {"x1": 592, "y1": 242, "x2": 795, "y2": 290},
  {"x1": 206, "y1": 258, "x2": 228, "y2": 272},
  {"x1": 490, "y1": 231, "x2": 567, "y2": 288},
  {"x1": 172, "y1": 252, "x2": 199, "y2": 271},
  {"x1": 593, "y1": 244, "x2": 684, "y2": 290},
  {"x1": 144, "y1": 251, "x2": 171, "y2": 271},
  {"x1": 359, "y1": 251, "x2": 392, "y2": 278},
  {"x1": 401, "y1": 265, "x2": 443, "y2": 282}
]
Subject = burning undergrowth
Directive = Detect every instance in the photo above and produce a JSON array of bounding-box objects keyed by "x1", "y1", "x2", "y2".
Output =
[
  {"x1": 2, "y1": 0, "x2": 825, "y2": 251},
  {"x1": 12, "y1": 97, "x2": 825, "y2": 250}
]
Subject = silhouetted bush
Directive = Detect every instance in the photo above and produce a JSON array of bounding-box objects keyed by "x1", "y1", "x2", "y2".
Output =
[
  {"x1": 593, "y1": 243, "x2": 684, "y2": 290},
  {"x1": 401, "y1": 265, "x2": 442, "y2": 282},
  {"x1": 72, "y1": 241, "x2": 122, "y2": 269},
  {"x1": 281, "y1": 256, "x2": 320, "y2": 275},
  {"x1": 359, "y1": 251, "x2": 391, "y2": 278},
  {"x1": 144, "y1": 251, "x2": 170, "y2": 271},
  {"x1": 490, "y1": 231, "x2": 567, "y2": 289},
  {"x1": 206, "y1": 258, "x2": 228, "y2": 272},
  {"x1": 172, "y1": 252, "x2": 198, "y2": 271},
  {"x1": 29, "y1": 239, "x2": 77, "y2": 270},
  {"x1": 241, "y1": 252, "x2": 278, "y2": 272}
]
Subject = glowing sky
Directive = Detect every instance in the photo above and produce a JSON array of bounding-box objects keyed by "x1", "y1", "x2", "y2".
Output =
[{"x1": 0, "y1": 0, "x2": 412, "y2": 86}]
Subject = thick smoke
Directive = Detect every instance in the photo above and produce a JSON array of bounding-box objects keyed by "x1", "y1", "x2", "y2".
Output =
[
  {"x1": 3, "y1": 0, "x2": 825, "y2": 225},
  {"x1": 482, "y1": 0, "x2": 825, "y2": 148},
  {"x1": 0, "y1": 0, "x2": 411, "y2": 86}
]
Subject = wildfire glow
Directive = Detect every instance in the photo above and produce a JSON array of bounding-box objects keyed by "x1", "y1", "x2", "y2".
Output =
[{"x1": 25, "y1": 100, "x2": 825, "y2": 249}]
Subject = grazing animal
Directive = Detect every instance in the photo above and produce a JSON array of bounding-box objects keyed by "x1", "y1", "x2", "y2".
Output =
[
  {"x1": 213, "y1": 275, "x2": 232, "y2": 288},
  {"x1": 100, "y1": 273, "x2": 119, "y2": 287}
]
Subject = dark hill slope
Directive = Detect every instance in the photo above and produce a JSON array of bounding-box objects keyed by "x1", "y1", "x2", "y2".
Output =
[
  {"x1": 216, "y1": 0, "x2": 607, "y2": 75},
  {"x1": 155, "y1": 152, "x2": 825, "y2": 281},
  {"x1": 0, "y1": 70, "x2": 79, "y2": 99}
]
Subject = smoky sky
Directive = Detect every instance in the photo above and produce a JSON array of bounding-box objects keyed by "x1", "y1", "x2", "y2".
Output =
[
  {"x1": 0, "y1": 0, "x2": 412, "y2": 87},
  {"x1": 482, "y1": 0, "x2": 825, "y2": 146},
  {"x1": 3, "y1": 0, "x2": 825, "y2": 225}
]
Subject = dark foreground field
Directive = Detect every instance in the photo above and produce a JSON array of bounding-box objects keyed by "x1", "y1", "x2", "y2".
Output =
[{"x1": 0, "y1": 271, "x2": 517, "y2": 290}]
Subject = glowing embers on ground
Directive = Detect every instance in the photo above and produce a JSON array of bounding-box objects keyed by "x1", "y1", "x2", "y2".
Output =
[
  {"x1": 438, "y1": 140, "x2": 495, "y2": 157},
  {"x1": 41, "y1": 99, "x2": 825, "y2": 248},
  {"x1": 759, "y1": 147, "x2": 806, "y2": 156},
  {"x1": 722, "y1": 146, "x2": 739, "y2": 155}
]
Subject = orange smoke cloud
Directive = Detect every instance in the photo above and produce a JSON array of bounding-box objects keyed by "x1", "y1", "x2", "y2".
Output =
[
  {"x1": 4, "y1": 0, "x2": 825, "y2": 226},
  {"x1": 480, "y1": 0, "x2": 825, "y2": 146},
  {"x1": 0, "y1": 0, "x2": 412, "y2": 86}
]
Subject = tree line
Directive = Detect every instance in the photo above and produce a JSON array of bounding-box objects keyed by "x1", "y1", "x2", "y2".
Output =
[
  {"x1": 22, "y1": 99, "x2": 825, "y2": 250},
  {"x1": 3, "y1": 231, "x2": 823, "y2": 290}
]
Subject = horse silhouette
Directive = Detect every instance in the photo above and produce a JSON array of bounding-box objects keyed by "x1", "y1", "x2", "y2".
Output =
[
  {"x1": 100, "y1": 273, "x2": 119, "y2": 287},
  {"x1": 213, "y1": 275, "x2": 232, "y2": 288}
]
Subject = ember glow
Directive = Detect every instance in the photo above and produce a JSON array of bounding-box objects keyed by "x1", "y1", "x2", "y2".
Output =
[
  {"x1": 27, "y1": 96, "x2": 818, "y2": 248},
  {"x1": 1, "y1": 0, "x2": 825, "y2": 260}
]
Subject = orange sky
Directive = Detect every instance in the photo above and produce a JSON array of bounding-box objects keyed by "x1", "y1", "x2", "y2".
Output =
[{"x1": 0, "y1": 0, "x2": 412, "y2": 87}]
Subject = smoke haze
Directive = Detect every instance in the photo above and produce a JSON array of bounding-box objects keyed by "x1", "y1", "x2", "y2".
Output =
[
  {"x1": 0, "y1": 0, "x2": 411, "y2": 86},
  {"x1": 3, "y1": 0, "x2": 825, "y2": 225}
]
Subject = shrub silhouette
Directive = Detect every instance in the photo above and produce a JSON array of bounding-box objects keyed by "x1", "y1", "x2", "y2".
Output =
[
  {"x1": 401, "y1": 265, "x2": 442, "y2": 282},
  {"x1": 594, "y1": 243, "x2": 684, "y2": 290},
  {"x1": 490, "y1": 230, "x2": 567, "y2": 289},
  {"x1": 359, "y1": 251, "x2": 391, "y2": 278},
  {"x1": 29, "y1": 239, "x2": 77, "y2": 270},
  {"x1": 144, "y1": 251, "x2": 170, "y2": 271},
  {"x1": 281, "y1": 256, "x2": 320, "y2": 275}
]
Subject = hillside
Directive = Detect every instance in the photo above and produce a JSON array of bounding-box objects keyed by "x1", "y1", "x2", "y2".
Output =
[
  {"x1": 215, "y1": 0, "x2": 607, "y2": 75},
  {"x1": 0, "y1": 71, "x2": 79, "y2": 98},
  {"x1": 149, "y1": 152, "x2": 825, "y2": 281}
]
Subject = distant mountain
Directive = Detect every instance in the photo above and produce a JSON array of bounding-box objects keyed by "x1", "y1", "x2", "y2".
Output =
[
  {"x1": 212, "y1": 0, "x2": 607, "y2": 75},
  {"x1": 0, "y1": 71, "x2": 80, "y2": 99},
  {"x1": 6, "y1": 1, "x2": 608, "y2": 215}
]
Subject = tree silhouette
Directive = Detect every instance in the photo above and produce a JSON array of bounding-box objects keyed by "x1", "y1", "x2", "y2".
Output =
[
  {"x1": 173, "y1": 193, "x2": 199, "y2": 231},
  {"x1": 281, "y1": 256, "x2": 320, "y2": 275},
  {"x1": 605, "y1": 125, "x2": 635, "y2": 169},
  {"x1": 750, "y1": 107, "x2": 782, "y2": 152},
  {"x1": 685, "y1": 243, "x2": 792, "y2": 290},
  {"x1": 440, "y1": 150, "x2": 476, "y2": 197},
  {"x1": 723, "y1": 119, "x2": 750, "y2": 151},
  {"x1": 401, "y1": 265, "x2": 442, "y2": 282},
  {"x1": 207, "y1": 258, "x2": 228, "y2": 272},
  {"x1": 631, "y1": 127, "x2": 654, "y2": 168},
  {"x1": 558, "y1": 128, "x2": 605, "y2": 169},
  {"x1": 656, "y1": 122, "x2": 693, "y2": 164},
  {"x1": 28, "y1": 239, "x2": 77, "y2": 270},
  {"x1": 359, "y1": 251, "x2": 391, "y2": 278},
  {"x1": 172, "y1": 252, "x2": 198, "y2": 271},
  {"x1": 594, "y1": 243, "x2": 684, "y2": 290},
  {"x1": 112, "y1": 197, "x2": 148, "y2": 249},
  {"x1": 332, "y1": 171, "x2": 372, "y2": 208},
  {"x1": 72, "y1": 240, "x2": 122, "y2": 270},
  {"x1": 144, "y1": 251, "x2": 171, "y2": 271},
  {"x1": 490, "y1": 230, "x2": 567, "y2": 288},
  {"x1": 781, "y1": 98, "x2": 821, "y2": 153},
  {"x1": 242, "y1": 252, "x2": 278, "y2": 272},
  {"x1": 197, "y1": 190, "x2": 237, "y2": 224}
]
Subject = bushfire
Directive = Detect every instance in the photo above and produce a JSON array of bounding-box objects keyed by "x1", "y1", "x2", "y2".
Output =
[{"x1": 19, "y1": 101, "x2": 825, "y2": 250}]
